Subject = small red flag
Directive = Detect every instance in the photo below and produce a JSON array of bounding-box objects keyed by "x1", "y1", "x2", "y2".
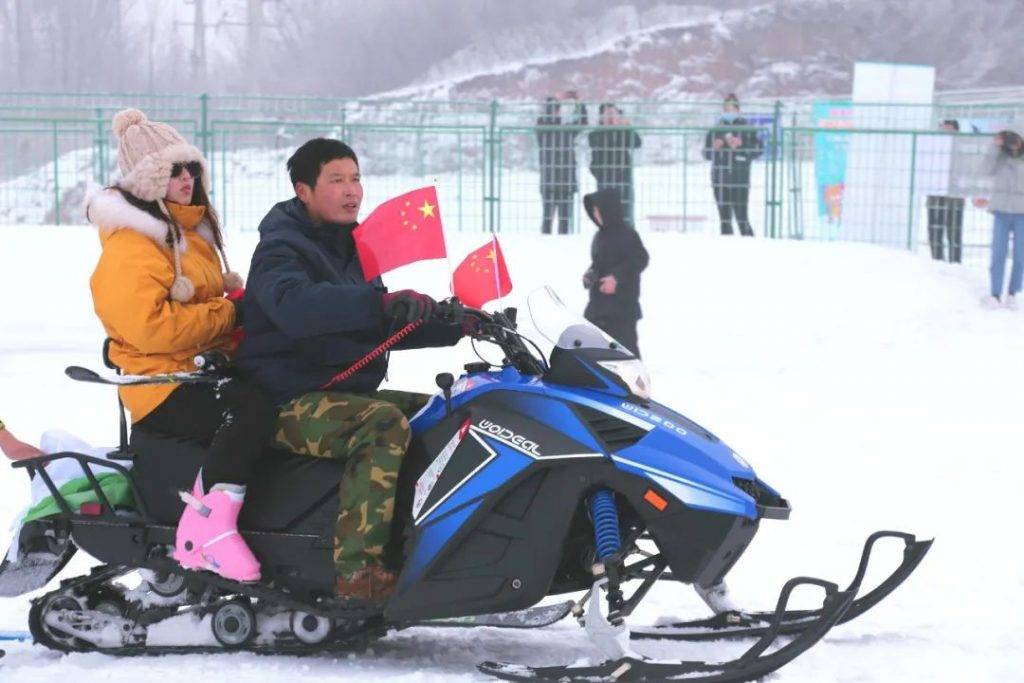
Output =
[
  {"x1": 452, "y1": 236, "x2": 513, "y2": 308},
  {"x1": 353, "y1": 186, "x2": 447, "y2": 281}
]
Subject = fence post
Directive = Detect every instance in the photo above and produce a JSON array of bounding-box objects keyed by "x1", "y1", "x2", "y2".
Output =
[
  {"x1": 199, "y1": 93, "x2": 210, "y2": 159},
  {"x1": 681, "y1": 130, "x2": 688, "y2": 229},
  {"x1": 485, "y1": 100, "x2": 499, "y2": 233},
  {"x1": 94, "y1": 107, "x2": 105, "y2": 186},
  {"x1": 788, "y1": 112, "x2": 801, "y2": 239},
  {"x1": 906, "y1": 132, "x2": 917, "y2": 250},
  {"x1": 52, "y1": 120, "x2": 60, "y2": 226},
  {"x1": 768, "y1": 99, "x2": 783, "y2": 238}
]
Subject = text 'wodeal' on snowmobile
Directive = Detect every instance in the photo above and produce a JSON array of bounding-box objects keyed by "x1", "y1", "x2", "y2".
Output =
[{"x1": 0, "y1": 286, "x2": 931, "y2": 681}]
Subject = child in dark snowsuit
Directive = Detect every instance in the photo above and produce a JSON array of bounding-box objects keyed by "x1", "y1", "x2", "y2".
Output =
[{"x1": 581, "y1": 188, "x2": 649, "y2": 357}]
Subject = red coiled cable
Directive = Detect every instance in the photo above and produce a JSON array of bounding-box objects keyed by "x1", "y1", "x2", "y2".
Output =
[{"x1": 321, "y1": 319, "x2": 424, "y2": 389}]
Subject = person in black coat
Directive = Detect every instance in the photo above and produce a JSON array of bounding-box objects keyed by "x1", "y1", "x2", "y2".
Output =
[
  {"x1": 537, "y1": 92, "x2": 587, "y2": 234},
  {"x1": 703, "y1": 93, "x2": 763, "y2": 236},
  {"x1": 582, "y1": 187, "x2": 649, "y2": 357},
  {"x1": 236, "y1": 138, "x2": 465, "y2": 601},
  {"x1": 588, "y1": 103, "x2": 642, "y2": 225}
]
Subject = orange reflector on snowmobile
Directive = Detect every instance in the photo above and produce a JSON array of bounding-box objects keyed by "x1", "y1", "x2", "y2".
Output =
[{"x1": 643, "y1": 489, "x2": 668, "y2": 512}]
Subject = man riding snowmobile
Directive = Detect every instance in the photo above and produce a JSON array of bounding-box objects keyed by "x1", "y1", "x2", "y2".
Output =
[{"x1": 235, "y1": 138, "x2": 467, "y2": 601}]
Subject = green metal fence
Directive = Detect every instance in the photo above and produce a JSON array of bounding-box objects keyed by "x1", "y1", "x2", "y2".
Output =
[{"x1": 1, "y1": 92, "x2": 1021, "y2": 269}]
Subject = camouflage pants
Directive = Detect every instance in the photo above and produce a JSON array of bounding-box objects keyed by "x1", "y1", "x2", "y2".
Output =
[{"x1": 274, "y1": 390, "x2": 430, "y2": 575}]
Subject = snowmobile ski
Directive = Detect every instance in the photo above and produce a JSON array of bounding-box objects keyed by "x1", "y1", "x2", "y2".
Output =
[
  {"x1": 423, "y1": 601, "x2": 574, "y2": 629},
  {"x1": 631, "y1": 530, "x2": 932, "y2": 642},
  {"x1": 479, "y1": 576, "x2": 856, "y2": 683}
]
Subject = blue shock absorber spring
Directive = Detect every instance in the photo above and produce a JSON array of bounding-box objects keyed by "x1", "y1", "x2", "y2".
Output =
[{"x1": 590, "y1": 489, "x2": 621, "y2": 561}]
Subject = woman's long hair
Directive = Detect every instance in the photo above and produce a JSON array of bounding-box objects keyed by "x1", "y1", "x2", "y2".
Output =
[{"x1": 110, "y1": 179, "x2": 226, "y2": 257}]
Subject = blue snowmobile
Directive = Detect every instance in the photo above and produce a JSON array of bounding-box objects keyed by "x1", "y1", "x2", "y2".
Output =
[{"x1": 0, "y1": 288, "x2": 930, "y2": 681}]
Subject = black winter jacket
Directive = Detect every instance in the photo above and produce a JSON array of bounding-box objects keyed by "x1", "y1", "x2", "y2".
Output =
[
  {"x1": 588, "y1": 127, "x2": 642, "y2": 188},
  {"x1": 582, "y1": 188, "x2": 649, "y2": 321},
  {"x1": 536, "y1": 102, "x2": 588, "y2": 194},
  {"x1": 235, "y1": 198, "x2": 461, "y2": 404},
  {"x1": 702, "y1": 116, "x2": 763, "y2": 186}
]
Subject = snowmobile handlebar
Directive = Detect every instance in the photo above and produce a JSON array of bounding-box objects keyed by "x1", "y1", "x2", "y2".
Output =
[{"x1": 438, "y1": 298, "x2": 548, "y2": 376}]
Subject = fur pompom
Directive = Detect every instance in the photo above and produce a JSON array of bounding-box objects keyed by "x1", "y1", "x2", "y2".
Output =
[
  {"x1": 169, "y1": 275, "x2": 196, "y2": 303},
  {"x1": 222, "y1": 271, "x2": 244, "y2": 292},
  {"x1": 112, "y1": 108, "x2": 148, "y2": 139}
]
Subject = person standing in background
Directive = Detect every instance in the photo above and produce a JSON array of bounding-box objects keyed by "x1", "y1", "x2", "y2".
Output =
[
  {"x1": 537, "y1": 91, "x2": 588, "y2": 235},
  {"x1": 924, "y1": 120, "x2": 966, "y2": 263},
  {"x1": 703, "y1": 93, "x2": 763, "y2": 236},
  {"x1": 588, "y1": 103, "x2": 642, "y2": 226},
  {"x1": 976, "y1": 129, "x2": 1024, "y2": 310}
]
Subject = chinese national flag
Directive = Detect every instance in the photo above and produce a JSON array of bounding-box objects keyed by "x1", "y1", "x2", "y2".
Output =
[
  {"x1": 353, "y1": 186, "x2": 447, "y2": 281},
  {"x1": 452, "y1": 236, "x2": 513, "y2": 308}
]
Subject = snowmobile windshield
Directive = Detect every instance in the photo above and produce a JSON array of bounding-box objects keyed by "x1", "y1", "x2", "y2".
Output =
[
  {"x1": 525, "y1": 286, "x2": 620, "y2": 351},
  {"x1": 525, "y1": 286, "x2": 651, "y2": 399}
]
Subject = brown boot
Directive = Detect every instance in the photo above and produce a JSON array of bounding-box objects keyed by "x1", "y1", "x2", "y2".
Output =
[{"x1": 335, "y1": 565, "x2": 398, "y2": 602}]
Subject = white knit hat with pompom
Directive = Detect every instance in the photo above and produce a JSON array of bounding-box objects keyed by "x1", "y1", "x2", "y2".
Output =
[
  {"x1": 111, "y1": 109, "x2": 240, "y2": 301},
  {"x1": 112, "y1": 108, "x2": 210, "y2": 202}
]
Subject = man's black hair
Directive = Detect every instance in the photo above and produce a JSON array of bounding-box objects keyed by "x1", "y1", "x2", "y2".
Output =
[
  {"x1": 287, "y1": 138, "x2": 359, "y2": 189},
  {"x1": 941, "y1": 119, "x2": 960, "y2": 132},
  {"x1": 599, "y1": 102, "x2": 617, "y2": 116}
]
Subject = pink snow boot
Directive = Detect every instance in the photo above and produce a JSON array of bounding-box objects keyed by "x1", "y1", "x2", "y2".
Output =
[{"x1": 173, "y1": 475, "x2": 261, "y2": 582}]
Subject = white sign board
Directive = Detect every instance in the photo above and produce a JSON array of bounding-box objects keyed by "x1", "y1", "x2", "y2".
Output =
[{"x1": 841, "y1": 62, "x2": 936, "y2": 245}]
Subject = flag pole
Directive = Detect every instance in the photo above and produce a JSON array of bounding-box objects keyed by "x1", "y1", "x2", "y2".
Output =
[
  {"x1": 491, "y1": 233, "x2": 504, "y2": 311},
  {"x1": 435, "y1": 180, "x2": 456, "y2": 298}
]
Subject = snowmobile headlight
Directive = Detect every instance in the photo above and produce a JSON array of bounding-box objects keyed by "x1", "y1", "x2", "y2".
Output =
[{"x1": 598, "y1": 359, "x2": 652, "y2": 400}]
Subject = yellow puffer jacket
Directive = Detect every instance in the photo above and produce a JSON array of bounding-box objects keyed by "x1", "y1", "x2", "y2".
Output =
[{"x1": 87, "y1": 188, "x2": 236, "y2": 422}]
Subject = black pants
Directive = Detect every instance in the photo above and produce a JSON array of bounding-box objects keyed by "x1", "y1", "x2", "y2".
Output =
[
  {"x1": 926, "y1": 196, "x2": 965, "y2": 263},
  {"x1": 588, "y1": 314, "x2": 640, "y2": 358},
  {"x1": 134, "y1": 379, "x2": 276, "y2": 488},
  {"x1": 541, "y1": 188, "x2": 574, "y2": 235},
  {"x1": 713, "y1": 184, "x2": 753, "y2": 236}
]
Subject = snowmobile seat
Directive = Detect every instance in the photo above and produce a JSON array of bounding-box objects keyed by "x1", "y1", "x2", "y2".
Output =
[{"x1": 129, "y1": 427, "x2": 345, "y2": 532}]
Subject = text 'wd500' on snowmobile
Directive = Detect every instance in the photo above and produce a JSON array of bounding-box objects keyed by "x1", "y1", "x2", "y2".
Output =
[{"x1": 0, "y1": 287, "x2": 931, "y2": 681}]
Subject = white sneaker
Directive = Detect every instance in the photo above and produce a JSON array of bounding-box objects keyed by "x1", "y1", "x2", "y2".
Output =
[
  {"x1": 1006, "y1": 295, "x2": 1018, "y2": 310},
  {"x1": 981, "y1": 295, "x2": 1001, "y2": 310}
]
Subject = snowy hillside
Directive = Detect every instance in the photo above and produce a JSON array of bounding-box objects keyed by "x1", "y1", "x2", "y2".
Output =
[
  {"x1": 389, "y1": 0, "x2": 1024, "y2": 102},
  {"x1": 1, "y1": 224, "x2": 1022, "y2": 681}
]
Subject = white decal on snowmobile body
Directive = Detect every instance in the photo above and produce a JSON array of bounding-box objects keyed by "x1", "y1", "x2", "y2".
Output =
[
  {"x1": 475, "y1": 419, "x2": 542, "y2": 457},
  {"x1": 413, "y1": 423, "x2": 468, "y2": 520},
  {"x1": 415, "y1": 430, "x2": 498, "y2": 526},
  {"x1": 619, "y1": 402, "x2": 688, "y2": 437}
]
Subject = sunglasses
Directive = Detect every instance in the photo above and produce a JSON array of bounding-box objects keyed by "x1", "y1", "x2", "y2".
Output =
[{"x1": 170, "y1": 161, "x2": 203, "y2": 179}]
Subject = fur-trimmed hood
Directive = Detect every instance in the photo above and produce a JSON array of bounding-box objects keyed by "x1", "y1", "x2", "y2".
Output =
[
  {"x1": 83, "y1": 185, "x2": 234, "y2": 302},
  {"x1": 83, "y1": 184, "x2": 218, "y2": 252}
]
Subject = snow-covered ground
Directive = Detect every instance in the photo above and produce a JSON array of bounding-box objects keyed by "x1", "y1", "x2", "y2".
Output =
[{"x1": 1, "y1": 224, "x2": 1022, "y2": 681}]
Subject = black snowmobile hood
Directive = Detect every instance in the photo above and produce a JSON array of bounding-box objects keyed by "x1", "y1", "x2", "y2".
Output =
[{"x1": 583, "y1": 188, "x2": 627, "y2": 231}]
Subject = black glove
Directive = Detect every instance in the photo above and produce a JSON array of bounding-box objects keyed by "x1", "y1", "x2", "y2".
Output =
[{"x1": 381, "y1": 289, "x2": 438, "y2": 326}]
